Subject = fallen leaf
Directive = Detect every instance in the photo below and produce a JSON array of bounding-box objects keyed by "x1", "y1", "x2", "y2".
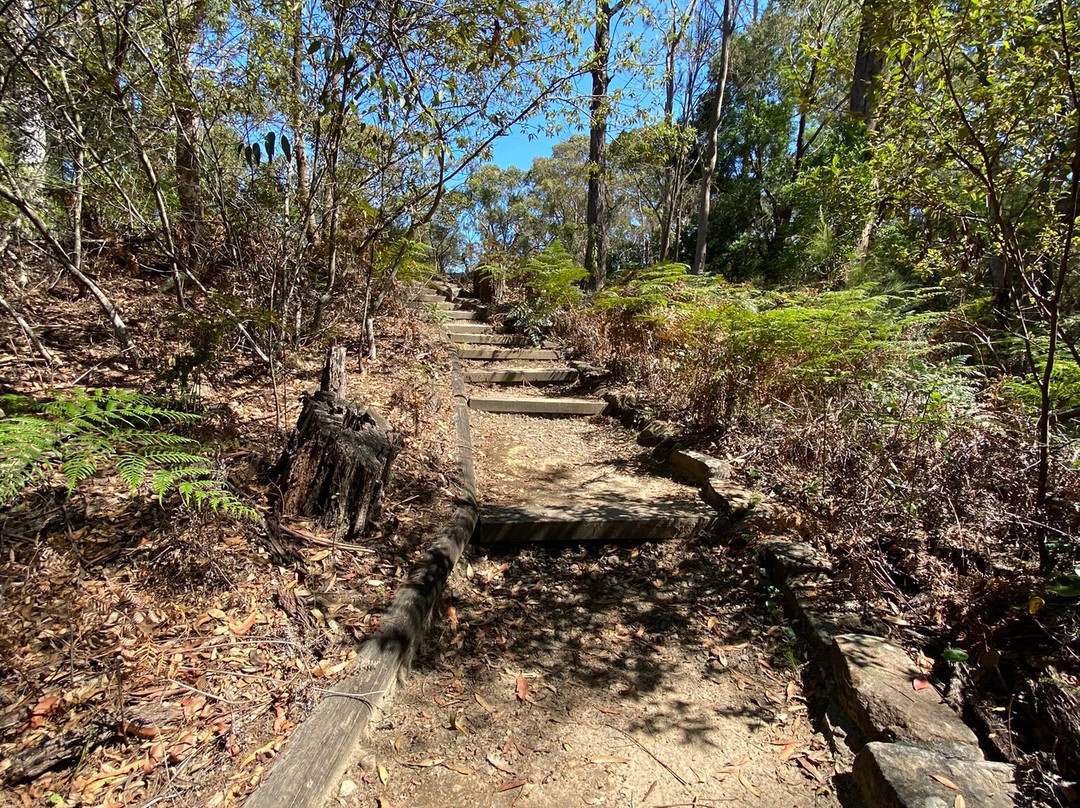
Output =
[
  {"x1": 955, "y1": 796, "x2": 966, "y2": 808},
  {"x1": 779, "y1": 743, "x2": 799, "y2": 761},
  {"x1": 589, "y1": 756, "x2": 629, "y2": 765},
  {"x1": 339, "y1": 780, "x2": 357, "y2": 798},
  {"x1": 405, "y1": 758, "x2": 444, "y2": 768},
  {"x1": 912, "y1": 678, "x2": 931, "y2": 691},
  {"x1": 596, "y1": 706, "x2": 621, "y2": 716},
  {"x1": 228, "y1": 610, "x2": 258, "y2": 635},
  {"x1": 444, "y1": 762, "x2": 475, "y2": 776},
  {"x1": 31, "y1": 696, "x2": 60, "y2": 717},
  {"x1": 737, "y1": 768, "x2": 761, "y2": 798},
  {"x1": 497, "y1": 781, "x2": 526, "y2": 792},
  {"x1": 475, "y1": 694, "x2": 495, "y2": 713},
  {"x1": 798, "y1": 757, "x2": 826, "y2": 783},
  {"x1": 487, "y1": 753, "x2": 514, "y2": 775},
  {"x1": 515, "y1": 675, "x2": 529, "y2": 702},
  {"x1": 378, "y1": 764, "x2": 388, "y2": 785},
  {"x1": 930, "y1": 774, "x2": 960, "y2": 790},
  {"x1": 1029, "y1": 597, "x2": 1045, "y2": 615}
]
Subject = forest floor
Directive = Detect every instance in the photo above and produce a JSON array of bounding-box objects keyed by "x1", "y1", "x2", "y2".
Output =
[{"x1": 0, "y1": 273, "x2": 460, "y2": 808}]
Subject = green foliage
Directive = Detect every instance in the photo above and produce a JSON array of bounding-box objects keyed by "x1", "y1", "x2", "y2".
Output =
[
  {"x1": 500, "y1": 243, "x2": 587, "y2": 344},
  {"x1": 0, "y1": 389, "x2": 255, "y2": 520}
]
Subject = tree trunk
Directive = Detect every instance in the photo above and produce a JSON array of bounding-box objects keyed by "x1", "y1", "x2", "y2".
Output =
[
  {"x1": 275, "y1": 390, "x2": 402, "y2": 541},
  {"x1": 172, "y1": 0, "x2": 209, "y2": 282},
  {"x1": 11, "y1": 0, "x2": 47, "y2": 216},
  {"x1": 292, "y1": 1, "x2": 317, "y2": 244},
  {"x1": 690, "y1": 0, "x2": 735, "y2": 275},
  {"x1": 585, "y1": 0, "x2": 622, "y2": 291},
  {"x1": 850, "y1": 0, "x2": 886, "y2": 128}
]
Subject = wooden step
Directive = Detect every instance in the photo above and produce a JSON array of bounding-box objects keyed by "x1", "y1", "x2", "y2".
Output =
[
  {"x1": 445, "y1": 322, "x2": 495, "y2": 334},
  {"x1": 464, "y1": 368, "x2": 578, "y2": 385},
  {"x1": 446, "y1": 310, "x2": 483, "y2": 321},
  {"x1": 448, "y1": 333, "x2": 530, "y2": 346},
  {"x1": 458, "y1": 347, "x2": 558, "y2": 361},
  {"x1": 478, "y1": 502, "x2": 716, "y2": 543},
  {"x1": 467, "y1": 396, "x2": 604, "y2": 415},
  {"x1": 414, "y1": 293, "x2": 447, "y2": 303}
]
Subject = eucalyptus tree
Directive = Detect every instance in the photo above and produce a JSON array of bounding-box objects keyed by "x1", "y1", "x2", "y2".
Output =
[{"x1": 690, "y1": 0, "x2": 738, "y2": 274}]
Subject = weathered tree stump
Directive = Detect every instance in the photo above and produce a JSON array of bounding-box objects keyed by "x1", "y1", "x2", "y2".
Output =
[
  {"x1": 320, "y1": 345, "x2": 348, "y2": 397},
  {"x1": 275, "y1": 353, "x2": 401, "y2": 540}
]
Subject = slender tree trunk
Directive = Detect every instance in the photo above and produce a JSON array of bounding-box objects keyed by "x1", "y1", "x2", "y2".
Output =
[
  {"x1": 848, "y1": 0, "x2": 888, "y2": 277},
  {"x1": 12, "y1": 0, "x2": 46, "y2": 219},
  {"x1": 585, "y1": 0, "x2": 624, "y2": 291},
  {"x1": 691, "y1": 0, "x2": 735, "y2": 275},
  {"x1": 292, "y1": 1, "x2": 317, "y2": 244},
  {"x1": 0, "y1": 180, "x2": 137, "y2": 357},
  {"x1": 850, "y1": 0, "x2": 886, "y2": 128},
  {"x1": 0, "y1": 291, "x2": 54, "y2": 365},
  {"x1": 172, "y1": 0, "x2": 209, "y2": 286}
]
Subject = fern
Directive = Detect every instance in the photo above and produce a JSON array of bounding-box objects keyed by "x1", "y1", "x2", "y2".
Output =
[
  {"x1": 500, "y1": 244, "x2": 588, "y2": 344},
  {"x1": 0, "y1": 389, "x2": 256, "y2": 520}
]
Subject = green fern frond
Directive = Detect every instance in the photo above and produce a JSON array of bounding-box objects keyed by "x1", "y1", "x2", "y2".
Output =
[{"x1": 0, "y1": 388, "x2": 255, "y2": 521}]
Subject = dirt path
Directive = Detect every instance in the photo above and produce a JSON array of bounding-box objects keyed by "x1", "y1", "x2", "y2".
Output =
[{"x1": 336, "y1": 409, "x2": 842, "y2": 808}]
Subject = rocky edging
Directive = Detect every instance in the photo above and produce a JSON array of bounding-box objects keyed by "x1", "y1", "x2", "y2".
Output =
[
  {"x1": 602, "y1": 394, "x2": 1018, "y2": 808},
  {"x1": 244, "y1": 328, "x2": 478, "y2": 808}
]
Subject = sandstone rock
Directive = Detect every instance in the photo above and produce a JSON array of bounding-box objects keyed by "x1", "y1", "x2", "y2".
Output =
[
  {"x1": 756, "y1": 540, "x2": 833, "y2": 576},
  {"x1": 668, "y1": 448, "x2": 731, "y2": 485},
  {"x1": 853, "y1": 742, "x2": 1016, "y2": 808},
  {"x1": 830, "y1": 634, "x2": 981, "y2": 757},
  {"x1": 636, "y1": 420, "x2": 682, "y2": 448}
]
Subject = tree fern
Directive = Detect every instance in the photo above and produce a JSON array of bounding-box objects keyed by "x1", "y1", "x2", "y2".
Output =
[{"x1": 0, "y1": 389, "x2": 256, "y2": 520}]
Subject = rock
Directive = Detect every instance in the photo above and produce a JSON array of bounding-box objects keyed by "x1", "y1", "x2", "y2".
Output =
[
  {"x1": 701, "y1": 480, "x2": 761, "y2": 518},
  {"x1": 636, "y1": 420, "x2": 682, "y2": 448},
  {"x1": 756, "y1": 540, "x2": 832, "y2": 577},
  {"x1": 853, "y1": 742, "x2": 1016, "y2": 808},
  {"x1": 829, "y1": 634, "x2": 981, "y2": 757},
  {"x1": 600, "y1": 391, "x2": 642, "y2": 427},
  {"x1": 338, "y1": 779, "x2": 358, "y2": 798},
  {"x1": 668, "y1": 448, "x2": 731, "y2": 485}
]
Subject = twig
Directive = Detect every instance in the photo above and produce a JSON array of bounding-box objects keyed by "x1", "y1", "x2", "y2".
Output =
[
  {"x1": 169, "y1": 680, "x2": 247, "y2": 706},
  {"x1": 312, "y1": 687, "x2": 388, "y2": 706},
  {"x1": 609, "y1": 725, "x2": 690, "y2": 790}
]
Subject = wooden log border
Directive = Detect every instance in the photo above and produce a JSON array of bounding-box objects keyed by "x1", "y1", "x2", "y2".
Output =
[{"x1": 245, "y1": 334, "x2": 477, "y2": 808}]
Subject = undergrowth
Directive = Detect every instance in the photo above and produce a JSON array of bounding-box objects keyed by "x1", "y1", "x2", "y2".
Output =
[{"x1": 0, "y1": 388, "x2": 255, "y2": 519}]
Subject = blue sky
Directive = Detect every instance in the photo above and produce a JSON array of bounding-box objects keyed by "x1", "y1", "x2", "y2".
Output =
[{"x1": 485, "y1": 5, "x2": 675, "y2": 171}]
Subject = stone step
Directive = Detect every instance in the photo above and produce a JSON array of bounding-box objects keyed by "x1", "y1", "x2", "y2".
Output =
[
  {"x1": 464, "y1": 368, "x2": 578, "y2": 385},
  {"x1": 414, "y1": 293, "x2": 447, "y2": 304},
  {"x1": 448, "y1": 333, "x2": 532, "y2": 346},
  {"x1": 445, "y1": 322, "x2": 495, "y2": 334},
  {"x1": 446, "y1": 309, "x2": 483, "y2": 321},
  {"x1": 468, "y1": 396, "x2": 604, "y2": 415},
  {"x1": 478, "y1": 502, "x2": 717, "y2": 543},
  {"x1": 458, "y1": 347, "x2": 558, "y2": 361}
]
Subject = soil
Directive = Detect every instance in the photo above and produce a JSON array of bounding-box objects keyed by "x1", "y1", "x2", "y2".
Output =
[
  {"x1": 340, "y1": 540, "x2": 844, "y2": 808},
  {"x1": 470, "y1": 412, "x2": 705, "y2": 512}
]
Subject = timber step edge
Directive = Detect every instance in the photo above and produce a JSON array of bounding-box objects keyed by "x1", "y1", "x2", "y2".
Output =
[
  {"x1": 458, "y1": 347, "x2": 559, "y2": 361},
  {"x1": 467, "y1": 396, "x2": 604, "y2": 415},
  {"x1": 479, "y1": 504, "x2": 716, "y2": 543},
  {"x1": 463, "y1": 368, "x2": 578, "y2": 384}
]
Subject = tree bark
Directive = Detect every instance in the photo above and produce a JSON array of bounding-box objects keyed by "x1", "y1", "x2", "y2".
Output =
[
  {"x1": 690, "y1": 0, "x2": 735, "y2": 275},
  {"x1": 585, "y1": 0, "x2": 624, "y2": 290},
  {"x1": 321, "y1": 345, "x2": 348, "y2": 397},
  {"x1": 275, "y1": 391, "x2": 402, "y2": 541},
  {"x1": 850, "y1": 0, "x2": 886, "y2": 128}
]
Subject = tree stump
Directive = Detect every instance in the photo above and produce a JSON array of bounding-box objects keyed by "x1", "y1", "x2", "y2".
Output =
[{"x1": 275, "y1": 389, "x2": 402, "y2": 541}]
